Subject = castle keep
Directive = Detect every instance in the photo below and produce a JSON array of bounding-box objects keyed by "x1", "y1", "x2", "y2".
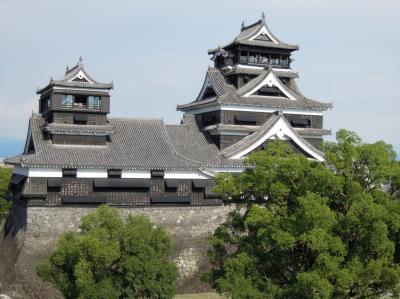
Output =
[
  {"x1": 5, "y1": 15, "x2": 332, "y2": 206},
  {"x1": 1, "y1": 15, "x2": 333, "y2": 293}
]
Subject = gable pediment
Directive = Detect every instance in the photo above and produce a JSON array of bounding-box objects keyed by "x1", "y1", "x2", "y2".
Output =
[
  {"x1": 221, "y1": 115, "x2": 324, "y2": 161},
  {"x1": 242, "y1": 71, "x2": 297, "y2": 100},
  {"x1": 249, "y1": 25, "x2": 278, "y2": 44},
  {"x1": 70, "y1": 70, "x2": 92, "y2": 84}
]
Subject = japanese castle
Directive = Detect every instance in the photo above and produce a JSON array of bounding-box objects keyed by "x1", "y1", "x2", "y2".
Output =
[{"x1": 6, "y1": 15, "x2": 332, "y2": 206}]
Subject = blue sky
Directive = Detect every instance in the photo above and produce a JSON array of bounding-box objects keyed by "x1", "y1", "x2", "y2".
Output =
[{"x1": 0, "y1": 0, "x2": 399, "y2": 157}]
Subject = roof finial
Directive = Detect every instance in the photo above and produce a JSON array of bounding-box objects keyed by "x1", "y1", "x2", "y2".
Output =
[
  {"x1": 78, "y1": 56, "x2": 83, "y2": 66},
  {"x1": 241, "y1": 21, "x2": 245, "y2": 30},
  {"x1": 65, "y1": 65, "x2": 69, "y2": 73},
  {"x1": 262, "y1": 11, "x2": 265, "y2": 20}
]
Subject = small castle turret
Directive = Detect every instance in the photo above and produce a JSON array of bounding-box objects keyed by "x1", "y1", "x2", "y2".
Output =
[{"x1": 36, "y1": 58, "x2": 114, "y2": 145}]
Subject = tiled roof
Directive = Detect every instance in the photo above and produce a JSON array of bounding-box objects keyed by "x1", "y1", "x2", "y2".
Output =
[
  {"x1": 177, "y1": 68, "x2": 332, "y2": 112},
  {"x1": 22, "y1": 177, "x2": 47, "y2": 196},
  {"x1": 208, "y1": 16, "x2": 299, "y2": 54},
  {"x1": 44, "y1": 123, "x2": 115, "y2": 136},
  {"x1": 205, "y1": 68, "x2": 236, "y2": 96},
  {"x1": 37, "y1": 58, "x2": 113, "y2": 94},
  {"x1": 166, "y1": 115, "x2": 243, "y2": 168},
  {"x1": 5, "y1": 114, "x2": 242, "y2": 170},
  {"x1": 294, "y1": 128, "x2": 331, "y2": 137},
  {"x1": 177, "y1": 91, "x2": 331, "y2": 112},
  {"x1": 203, "y1": 124, "x2": 259, "y2": 134}
]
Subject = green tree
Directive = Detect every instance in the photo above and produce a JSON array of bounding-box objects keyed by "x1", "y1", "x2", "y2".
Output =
[
  {"x1": 206, "y1": 131, "x2": 400, "y2": 299},
  {"x1": 0, "y1": 167, "x2": 12, "y2": 221},
  {"x1": 37, "y1": 205, "x2": 178, "y2": 299}
]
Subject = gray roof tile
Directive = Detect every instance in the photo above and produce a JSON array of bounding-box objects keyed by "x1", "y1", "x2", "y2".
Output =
[
  {"x1": 208, "y1": 17, "x2": 299, "y2": 54},
  {"x1": 177, "y1": 68, "x2": 332, "y2": 111},
  {"x1": 37, "y1": 58, "x2": 113, "y2": 94},
  {"x1": 44, "y1": 123, "x2": 115, "y2": 136},
  {"x1": 6, "y1": 114, "x2": 243, "y2": 170},
  {"x1": 294, "y1": 128, "x2": 331, "y2": 137}
]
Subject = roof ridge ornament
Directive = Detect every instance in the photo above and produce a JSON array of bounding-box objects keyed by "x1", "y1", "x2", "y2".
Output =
[
  {"x1": 261, "y1": 11, "x2": 266, "y2": 23},
  {"x1": 241, "y1": 21, "x2": 245, "y2": 30},
  {"x1": 78, "y1": 56, "x2": 83, "y2": 67}
]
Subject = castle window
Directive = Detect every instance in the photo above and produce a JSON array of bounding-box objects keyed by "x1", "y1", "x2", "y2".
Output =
[
  {"x1": 108, "y1": 169, "x2": 122, "y2": 178},
  {"x1": 234, "y1": 115, "x2": 257, "y2": 125},
  {"x1": 202, "y1": 114, "x2": 218, "y2": 126},
  {"x1": 93, "y1": 178, "x2": 150, "y2": 192},
  {"x1": 165, "y1": 179, "x2": 178, "y2": 193},
  {"x1": 88, "y1": 96, "x2": 101, "y2": 109},
  {"x1": 151, "y1": 169, "x2": 164, "y2": 178},
  {"x1": 74, "y1": 114, "x2": 87, "y2": 125},
  {"x1": 61, "y1": 95, "x2": 101, "y2": 110},
  {"x1": 291, "y1": 118, "x2": 311, "y2": 128},
  {"x1": 47, "y1": 178, "x2": 61, "y2": 192},
  {"x1": 74, "y1": 95, "x2": 87, "y2": 108},
  {"x1": 62, "y1": 168, "x2": 77, "y2": 178},
  {"x1": 61, "y1": 95, "x2": 74, "y2": 108},
  {"x1": 192, "y1": 180, "x2": 207, "y2": 193}
]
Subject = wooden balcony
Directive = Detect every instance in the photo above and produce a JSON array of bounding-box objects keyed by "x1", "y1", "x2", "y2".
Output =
[
  {"x1": 239, "y1": 56, "x2": 290, "y2": 68},
  {"x1": 61, "y1": 103, "x2": 101, "y2": 111}
]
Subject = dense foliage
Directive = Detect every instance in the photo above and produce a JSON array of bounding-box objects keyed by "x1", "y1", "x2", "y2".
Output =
[
  {"x1": 206, "y1": 130, "x2": 400, "y2": 299},
  {"x1": 0, "y1": 167, "x2": 12, "y2": 221},
  {"x1": 37, "y1": 205, "x2": 178, "y2": 299}
]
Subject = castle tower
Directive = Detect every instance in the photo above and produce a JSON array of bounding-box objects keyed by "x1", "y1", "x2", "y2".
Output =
[
  {"x1": 36, "y1": 57, "x2": 114, "y2": 146},
  {"x1": 5, "y1": 15, "x2": 332, "y2": 208},
  {"x1": 177, "y1": 14, "x2": 332, "y2": 156}
]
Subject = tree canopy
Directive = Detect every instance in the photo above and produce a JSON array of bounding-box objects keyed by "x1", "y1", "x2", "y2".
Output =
[
  {"x1": 37, "y1": 205, "x2": 178, "y2": 299},
  {"x1": 0, "y1": 167, "x2": 12, "y2": 221},
  {"x1": 206, "y1": 130, "x2": 400, "y2": 299}
]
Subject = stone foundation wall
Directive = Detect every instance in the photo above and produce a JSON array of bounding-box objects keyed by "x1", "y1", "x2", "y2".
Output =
[
  {"x1": 24, "y1": 205, "x2": 233, "y2": 250},
  {"x1": 2, "y1": 202, "x2": 234, "y2": 295}
]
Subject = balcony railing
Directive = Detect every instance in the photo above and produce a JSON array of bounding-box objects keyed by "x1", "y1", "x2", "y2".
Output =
[
  {"x1": 239, "y1": 56, "x2": 290, "y2": 68},
  {"x1": 61, "y1": 103, "x2": 101, "y2": 110}
]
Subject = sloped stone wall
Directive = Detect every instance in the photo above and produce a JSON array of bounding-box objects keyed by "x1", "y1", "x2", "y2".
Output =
[{"x1": 1, "y1": 202, "x2": 234, "y2": 295}]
